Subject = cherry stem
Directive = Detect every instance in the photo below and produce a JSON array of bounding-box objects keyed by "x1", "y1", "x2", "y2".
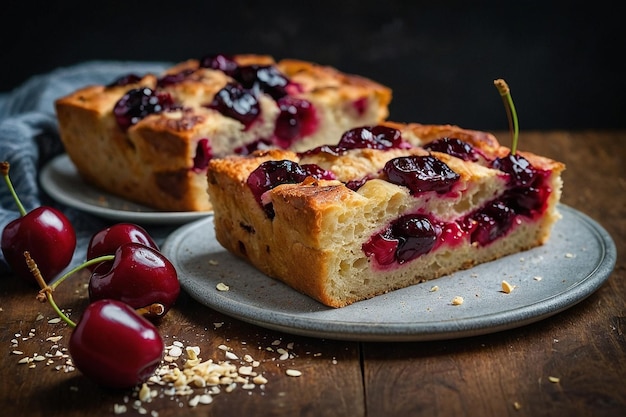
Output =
[
  {"x1": 24, "y1": 252, "x2": 116, "y2": 328},
  {"x1": 494, "y1": 79, "x2": 519, "y2": 155},
  {"x1": 136, "y1": 303, "x2": 166, "y2": 317},
  {"x1": 1, "y1": 161, "x2": 27, "y2": 216},
  {"x1": 50, "y1": 255, "x2": 115, "y2": 291},
  {"x1": 24, "y1": 251, "x2": 76, "y2": 328}
]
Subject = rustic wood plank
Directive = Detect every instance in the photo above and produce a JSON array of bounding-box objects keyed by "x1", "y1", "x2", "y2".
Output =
[{"x1": 0, "y1": 270, "x2": 364, "y2": 417}]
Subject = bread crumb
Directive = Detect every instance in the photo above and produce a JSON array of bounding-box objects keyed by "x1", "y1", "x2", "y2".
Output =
[
  {"x1": 501, "y1": 280, "x2": 515, "y2": 294},
  {"x1": 451, "y1": 296, "x2": 464, "y2": 306}
]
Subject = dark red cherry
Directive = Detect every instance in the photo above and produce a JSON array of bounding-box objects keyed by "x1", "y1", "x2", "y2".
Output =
[
  {"x1": 423, "y1": 137, "x2": 479, "y2": 161},
  {"x1": 2, "y1": 206, "x2": 76, "y2": 284},
  {"x1": 86, "y1": 223, "x2": 159, "y2": 272},
  {"x1": 247, "y1": 160, "x2": 334, "y2": 218},
  {"x1": 383, "y1": 155, "x2": 460, "y2": 195},
  {"x1": 273, "y1": 97, "x2": 318, "y2": 147},
  {"x1": 466, "y1": 200, "x2": 515, "y2": 245},
  {"x1": 89, "y1": 243, "x2": 179, "y2": 319},
  {"x1": 491, "y1": 153, "x2": 550, "y2": 216},
  {"x1": 491, "y1": 153, "x2": 538, "y2": 188},
  {"x1": 192, "y1": 138, "x2": 213, "y2": 172},
  {"x1": 299, "y1": 125, "x2": 407, "y2": 158},
  {"x1": 391, "y1": 215, "x2": 438, "y2": 263},
  {"x1": 207, "y1": 83, "x2": 260, "y2": 128},
  {"x1": 1, "y1": 162, "x2": 76, "y2": 284},
  {"x1": 235, "y1": 65, "x2": 290, "y2": 99},
  {"x1": 113, "y1": 87, "x2": 175, "y2": 130},
  {"x1": 69, "y1": 299, "x2": 164, "y2": 389},
  {"x1": 199, "y1": 53, "x2": 238, "y2": 76},
  {"x1": 338, "y1": 125, "x2": 406, "y2": 150},
  {"x1": 157, "y1": 69, "x2": 194, "y2": 88},
  {"x1": 363, "y1": 214, "x2": 438, "y2": 265},
  {"x1": 106, "y1": 73, "x2": 142, "y2": 88}
]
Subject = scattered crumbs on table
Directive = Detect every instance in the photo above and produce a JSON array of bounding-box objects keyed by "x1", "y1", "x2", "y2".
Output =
[
  {"x1": 501, "y1": 280, "x2": 515, "y2": 294},
  {"x1": 451, "y1": 296, "x2": 464, "y2": 306}
]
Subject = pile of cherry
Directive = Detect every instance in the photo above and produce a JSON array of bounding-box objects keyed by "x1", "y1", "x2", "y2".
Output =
[{"x1": 1, "y1": 161, "x2": 180, "y2": 389}]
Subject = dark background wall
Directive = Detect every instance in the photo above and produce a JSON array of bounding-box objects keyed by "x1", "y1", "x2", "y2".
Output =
[{"x1": 1, "y1": 1, "x2": 623, "y2": 131}]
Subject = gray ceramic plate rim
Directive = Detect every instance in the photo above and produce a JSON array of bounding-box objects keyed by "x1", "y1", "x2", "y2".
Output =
[
  {"x1": 40, "y1": 154, "x2": 212, "y2": 225},
  {"x1": 162, "y1": 205, "x2": 616, "y2": 342}
]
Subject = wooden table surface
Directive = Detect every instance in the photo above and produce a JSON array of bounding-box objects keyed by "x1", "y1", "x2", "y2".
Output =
[{"x1": 1, "y1": 130, "x2": 624, "y2": 417}]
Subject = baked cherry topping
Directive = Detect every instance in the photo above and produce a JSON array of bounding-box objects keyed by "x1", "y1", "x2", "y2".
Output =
[
  {"x1": 113, "y1": 87, "x2": 175, "y2": 130},
  {"x1": 352, "y1": 97, "x2": 368, "y2": 116},
  {"x1": 247, "y1": 159, "x2": 335, "y2": 218},
  {"x1": 491, "y1": 153, "x2": 550, "y2": 216},
  {"x1": 106, "y1": 74, "x2": 142, "y2": 88},
  {"x1": 199, "y1": 53, "x2": 238, "y2": 76},
  {"x1": 274, "y1": 96, "x2": 318, "y2": 147},
  {"x1": 363, "y1": 214, "x2": 438, "y2": 265},
  {"x1": 207, "y1": 83, "x2": 260, "y2": 128},
  {"x1": 192, "y1": 138, "x2": 213, "y2": 172},
  {"x1": 423, "y1": 137, "x2": 479, "y2": 161},
  {"x1": 300, "y1": 125, "x2": 407, "y2": 157},
  {"x1": 235, "y1": 65, "x2": 290, "y2": 100},
  {"x1": 383, "y1": 155, "x2": 460, "y2": 195},
  {"x1": 157, "y1": 69, "x2": 194, "y2": 88},
  {"x1": 392, "y1": 215, "x2": 438, "y2": 263},
  {"x1": 491, "y1": 153, "x2": 537, "y2": 188},
  {"x1": 338, "y1": 125, "x2": 407, "y2": 150},
  {"x1": 345, "y1": 176, "x2": 371, "y2": 191},
  {"x1": 464, "y1": 199, "x2": 515, "y2": 246}
]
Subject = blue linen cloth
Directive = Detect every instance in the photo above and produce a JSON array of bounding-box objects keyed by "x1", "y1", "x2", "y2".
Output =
[{"x1": 0, "y1": 61, "x2": 173, "y2": 278}]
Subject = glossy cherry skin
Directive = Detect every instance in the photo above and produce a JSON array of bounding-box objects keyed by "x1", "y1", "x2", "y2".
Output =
[
  {"x1": 1, "y1": 206, "x2": 76, "y2": 284},
  {"x1": 88, "y1": 243, "x2": 180, "y2": 319},
  {"x1": 86, "y1": 223, "x2": 158, "y2": 272},
  {"x1": 69, "y1": 299, "x2": 164, "y2": 389}
]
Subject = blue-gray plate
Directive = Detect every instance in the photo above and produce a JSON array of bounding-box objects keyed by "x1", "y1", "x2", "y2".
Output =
[
  {"x1": 162, "y1": 205, "x2": 616, "y2": 342},
  {"x1": 40, "y1": 154, "x2": 212, "y2": 225}
]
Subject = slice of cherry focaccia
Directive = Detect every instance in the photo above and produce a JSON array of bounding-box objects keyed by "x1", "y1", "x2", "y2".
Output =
[
  {"x1": 206, "y1": 123, "x2": 565, "y2": 308},
  {"x1": 55, "y1": 54, "x2": 391, "y2": 212}
]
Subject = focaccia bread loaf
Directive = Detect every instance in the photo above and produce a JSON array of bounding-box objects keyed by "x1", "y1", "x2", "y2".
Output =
[
  {"x1": 54, "y1": 54, "x2": 391, "y2": 212},
  {"x1": 206, "y1": 123, "x2": 565, "y2": 308}
]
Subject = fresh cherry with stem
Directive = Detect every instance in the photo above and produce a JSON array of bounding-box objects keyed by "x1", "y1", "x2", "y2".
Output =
[
  {"x1": 25, "y1": 251, "x2": 164, "y2": 389},
  {"x1": 89, "y1": 242, "x2": 180, "y2": 319},
  {"x1": 1, "y1": 161, "x2": 76, "y2": 284},
  {"x1": 86, "y1": 223, "x2": 159, "y2": 272}
]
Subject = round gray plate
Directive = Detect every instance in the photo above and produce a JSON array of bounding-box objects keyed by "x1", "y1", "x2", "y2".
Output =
[
  {"x1": 40, "y1": 154, "x2": 212, "y2": 225},
  {"x1": 162, "y1": 205, "x2": 616, "y2": 342}
]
